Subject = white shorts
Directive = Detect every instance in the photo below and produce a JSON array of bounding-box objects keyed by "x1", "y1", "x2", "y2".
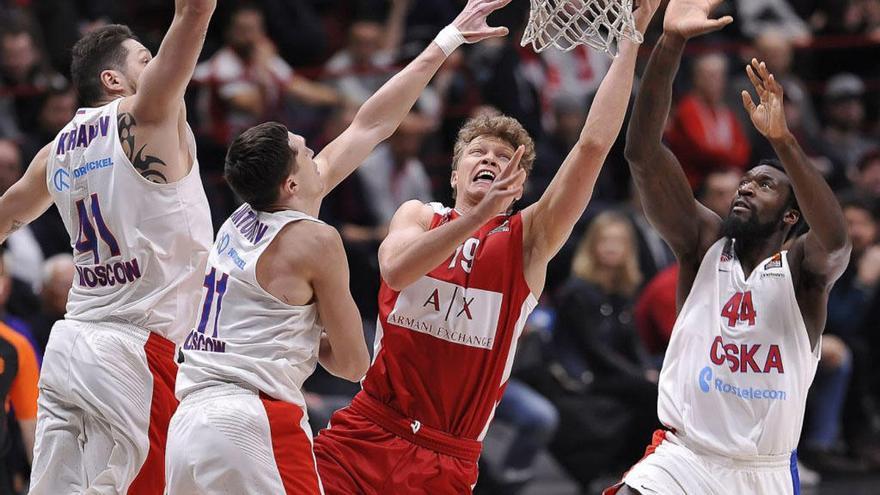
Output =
[
  {"x1": 609, "y1": 431, "x2": 800, "y2": 495},
  {"x1": 30, "y1": 319, "x2": 178, "y2": 495},
  {"x1": 166, "y1": 383, "x2": 324, "y2": 494}
]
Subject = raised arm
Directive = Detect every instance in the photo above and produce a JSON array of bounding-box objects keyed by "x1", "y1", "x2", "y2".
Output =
[
  {"x1": 315, "y1": 0, "x2": 511, "y2": 194},
  {"x1": 312, "y1": 226, "x2": 370, "y2": 381},
  {"x1": 624, "y1": 0, "x2": 732, "y2": 259},
  {"x1": 379, "y1": 151, "x2": 526, "y2": 290},
  {"x1": 130, "y1": 0, "x2": 216, "y2": 123},
  {"x1": 521, "y1": 0, "x2": 660, "y2": 270},
  {"x1": 382, "y1": 0, "x2": 411, "y2": 58},
  {"x1": 741, "y1": 59, "x2": 851, "y2": 283},
  {"x1": 0, "y1": 144, "x2": 52, "y2": 245}
]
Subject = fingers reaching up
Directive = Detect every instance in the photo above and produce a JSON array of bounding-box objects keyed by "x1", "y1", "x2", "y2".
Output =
[{"x1": 453, "y1": 0, "x2": 513, "y2": 43}]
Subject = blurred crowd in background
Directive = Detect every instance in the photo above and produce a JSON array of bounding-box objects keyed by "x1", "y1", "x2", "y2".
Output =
[{"x1": 1, "y1": 0, "x2": 879, "y2": 493}]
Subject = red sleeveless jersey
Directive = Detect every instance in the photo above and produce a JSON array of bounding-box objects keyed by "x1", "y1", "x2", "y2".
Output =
[{"x1": 362, "y1": 203, "x2": 537, "y2": 440}]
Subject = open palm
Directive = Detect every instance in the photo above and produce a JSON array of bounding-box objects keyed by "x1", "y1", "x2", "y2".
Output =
[
  {"x1": 453, "y1": 0, "x2": 512, "y2": 43},
  {"x1": 742, "y1": 59, "x2": 789, "y2": 141},
  {"x1": 663, "y1": 0, "x2": 733, "y2": 39}
]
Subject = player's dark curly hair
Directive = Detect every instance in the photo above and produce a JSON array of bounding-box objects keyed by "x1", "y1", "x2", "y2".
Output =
[
  {"x1": 224, "y1": 122, "x2": 296, "y2": 211},
  {"x1": 70, "y1": 25, "x2": 138, "y2": 106}
]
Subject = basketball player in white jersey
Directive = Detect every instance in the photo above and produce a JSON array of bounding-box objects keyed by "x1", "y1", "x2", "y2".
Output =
[
  {"x1": 606, "y1": 1, "x2": 851, "y2": 494},
  {"x1": 165, "y1": 1, "x2": 517, "y2": 492},
  {"x1": 0, "y1": 1, "x2": 216, "y2": 493}
]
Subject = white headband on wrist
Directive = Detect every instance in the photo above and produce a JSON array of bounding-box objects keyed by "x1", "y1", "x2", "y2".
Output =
[{"x1": 434, "y1": 25, "x2": 466, "y2": 56}]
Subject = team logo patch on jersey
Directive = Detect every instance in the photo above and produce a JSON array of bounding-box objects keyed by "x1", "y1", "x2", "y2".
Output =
[
  {"x1": 698, "y1": 363, "x2": 788, "y2": 401},
  {"x1": 52, "y1": 169, "x2": 70, "y2": 192},
  {"x1": 698, "y1": 366, "x2": 712, "y2": 392},
  {"x1": 217, "y1": 233, "x2": 230, "y2": 255},
  {"x1": 764, "y1": 253, "x2": 783, "y2": 270},
  {"x1": 720, "y1": 249, "x2": 732, "y2": 263},
  {"x1": 387, "y1": 276, "x2": 503, "y2": 350}
]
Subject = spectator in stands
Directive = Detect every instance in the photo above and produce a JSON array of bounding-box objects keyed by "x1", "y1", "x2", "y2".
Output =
[
  {"x1": 356, "y1": 111, "x2": 434, "y2": 226},
  {"x1": 526, "y1": 94, "x2": 587, "y2": 207},
  {"x1": 821, "y1": 73, "x2": 878, "y2": 172},
  {"x1": 803, "y1": 195, "x2": 880, "y2": 473},
  {"x1": 0, "y1": 21, "x2": 66, "y2": 134},
  {"x1": 468, "y1": 36, "x2": 542, "y2": 139},
  {"x1": 521, "y1": 47, "x2": 611, "y2": 122},
  {"x1": 480, "y1": 378, "x2": 559, "y2": 494},
  {"x1": 324, "y1": 0, "x2": 410, "y2": 105},
  {"x1": 27, "y1": 254, "x2": 74, "y2": 354},
  {"x1": 0, "y1": 257, "x2": 39, "y2": 492},
  {"x1": 0, "y1": 252, "x2": 39, "y2": 363},
  {"x1": 665, "y1": 53, "x2": 751, "y2": 189},
  {"x1": 193, "y1": 2, "x2": 339, "y2": 146},
  {"x1": 734, "y1": 0, "x2": 812, "y2": 41},
  {"x1": 554, "y1": 211, "x2": 657, "y2": 461},
  {"x1": 625, "y1": 184, "x2": 675, "y2": 283},
  {"x1": 803, "y1": 332, "x2": 862, "y2": 474},
  {"x1": 849, "y1": 149, "x2": 880, "y2": 210},
  {"x1": 842, "y1": 0, "x2": 880, "y2": 39},
  {"x1": 20, "y1": 86, "x2": 76, "y2": 162},
  {"x1": 0, "y1": 140, "x2": 43, "y2": 295}
]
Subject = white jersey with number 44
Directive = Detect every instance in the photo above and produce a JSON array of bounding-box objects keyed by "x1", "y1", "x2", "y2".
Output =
[
  {"x1": 176, "y1": 204, "x2": 326, "y2": 408},
  {"x1": 45, "y1": 98, "x2": 213, "y2": 343},
  {"x1": 657, "y1": 238, "x2": 820, "y2": 457}
]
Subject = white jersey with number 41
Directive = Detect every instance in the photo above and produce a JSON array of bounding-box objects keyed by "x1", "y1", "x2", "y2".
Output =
[{"x1": 46, "y1": 98, "x2": 213, "y2": 343}]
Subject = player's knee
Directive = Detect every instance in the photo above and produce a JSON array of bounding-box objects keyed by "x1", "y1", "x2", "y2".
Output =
[{"x1": 518, "y1": 396, "x2": 559, "y2": 436}]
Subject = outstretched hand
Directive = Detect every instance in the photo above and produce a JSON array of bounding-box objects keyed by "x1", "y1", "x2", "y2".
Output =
[
  {"x1": 663, "y1": 0, "x2": 733, "y2": 40},
  {"x1": 452, "y1": 0, "x2": 511, "y2": 43},
  {"x1": 742, "y1": 58, "x2": 790, "y2": 141},
  {"x1": 633, "y1": 0, "x2": 663, "y2": 34},
  {"x1": 473, "y1": 145, "x2": 527, "y2": 218}
]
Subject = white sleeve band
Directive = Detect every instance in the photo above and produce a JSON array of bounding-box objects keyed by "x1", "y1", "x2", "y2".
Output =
[{"x1": 433, "y1": 25, "x2": 466, "y2": 56}]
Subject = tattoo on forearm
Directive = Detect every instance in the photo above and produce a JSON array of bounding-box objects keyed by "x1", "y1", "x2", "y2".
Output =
[
  {"x1": 117, "y1": 112, "x2": 169, "y2": 184},
  {"x1": 5, "y1": 220, "x2": 23, "y2": 236}
]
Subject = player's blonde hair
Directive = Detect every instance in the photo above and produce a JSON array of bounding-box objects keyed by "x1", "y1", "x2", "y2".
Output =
[
  {"x1": 451, "y1": 115, "x2": 536, "y2": 174},
  {"x1": 572, "y1": 211, "x2": 642, "y2": 296}
]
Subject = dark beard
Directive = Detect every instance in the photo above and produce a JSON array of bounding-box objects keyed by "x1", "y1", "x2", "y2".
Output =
[{"x1": 720, "y1": 210, "x2": 781, "y2": 241}]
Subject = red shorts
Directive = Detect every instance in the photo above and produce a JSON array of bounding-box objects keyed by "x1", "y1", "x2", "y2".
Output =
[{"x1": 314, "y1": 392, "x2": 481, "y2": 494}]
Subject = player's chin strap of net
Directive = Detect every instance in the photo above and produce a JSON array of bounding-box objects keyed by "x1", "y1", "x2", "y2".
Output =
[{"x1": 521, "y1": 0, "x2": 644, "y2": 56}]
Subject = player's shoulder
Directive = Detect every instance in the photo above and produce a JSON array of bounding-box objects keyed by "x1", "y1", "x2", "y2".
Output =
[
  {"x1": 260, "y1": 219, "x2": 343, "y2": 279},
  {"x1": 399, "y1": 199, "x2": 436, "y2": 215},
  {"x1": 394, "y1": 200, "x2": 438, "y2": 225},
  {"x1": 32, "y1": 142, "x2": 52, "y2": 170},
  {"x1": 277, "y1": 220, "x2": 343, "y2": 258}
]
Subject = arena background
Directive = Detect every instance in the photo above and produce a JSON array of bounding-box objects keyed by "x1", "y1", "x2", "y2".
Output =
[{"x1": 1, "y1": 0, "x2": 879, "y2": 493}]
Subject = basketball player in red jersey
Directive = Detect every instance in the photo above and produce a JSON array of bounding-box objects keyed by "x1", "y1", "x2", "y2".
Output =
[{"x1": 313, "y1": 1, "x2": 661, "y2": 492}]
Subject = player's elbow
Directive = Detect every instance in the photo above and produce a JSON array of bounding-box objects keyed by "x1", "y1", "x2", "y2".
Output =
[
  {"x1": 338, "y1": 350, "x2": 370, "y2": 382},
  {"x1": 379, "y1": 259, "x2": 410, "y2": 292},
  {"x1": 828, "y1": 234, "x2": 852, "y2": 261},
  {"x1": 624, "y1": 138, "x2": 649, "y2": 164},
  {"x1": 576, "y1": 136, "x2": 609, "y2": 157},
  {"x1": 381, "y1": 269, "x2": 416, "y2": 292}
]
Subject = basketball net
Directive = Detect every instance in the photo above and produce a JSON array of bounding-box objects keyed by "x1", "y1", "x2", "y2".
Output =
[{"x1": 521, "y1": 0, "x2": 643, "y2": 56}]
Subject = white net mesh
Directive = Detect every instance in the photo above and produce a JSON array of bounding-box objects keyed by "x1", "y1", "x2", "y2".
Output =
[{"x1": 521, "y1": 0, "x2": 643, "y2": 56}]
